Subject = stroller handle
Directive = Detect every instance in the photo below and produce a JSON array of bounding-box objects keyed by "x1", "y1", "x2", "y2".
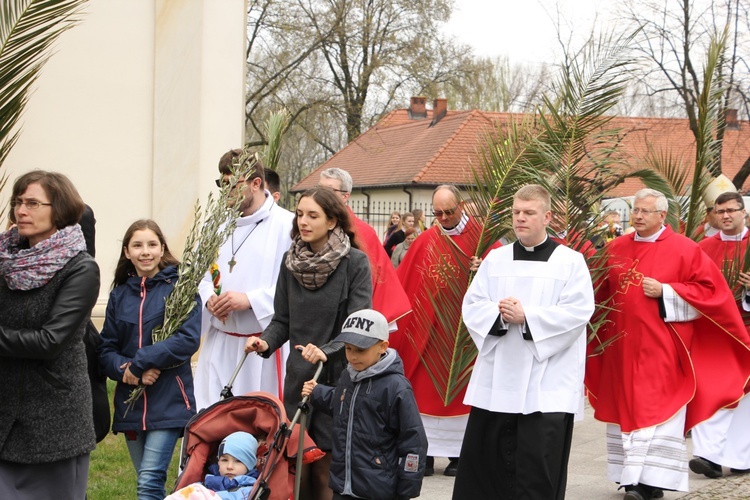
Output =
[
  {"x1": 219, "y1": 351, "x2": 250, "y2": 400},
  {"x1": 293, "y1": 352, "x2": 325, "y2": 500}
]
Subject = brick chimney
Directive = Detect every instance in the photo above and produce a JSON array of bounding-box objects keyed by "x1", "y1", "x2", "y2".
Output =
[
  {"x1": 408, "y1": 96, "x2": 427, "y2": 120},
  {"x1": 429, "y1": 98, "x2": 448, "y2": 127},
  {"x1": 726, "y1": 108, "x2": 740, "y2": 130}
]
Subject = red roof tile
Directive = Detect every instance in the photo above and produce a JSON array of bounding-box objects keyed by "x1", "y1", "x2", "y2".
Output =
[{"x1": 293, "y1": 107, "x2": 750, "y2": 198}]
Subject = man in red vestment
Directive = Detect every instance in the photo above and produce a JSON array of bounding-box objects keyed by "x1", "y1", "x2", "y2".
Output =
[
  {"x1": 690, "y1": 191, "x2": 750, "y2": 478},
  {"x1": 317, "y1": 168, "x2": 411, "y2": 326},
  {"x1": 585, "y1": 189, "x2": 750, "y2": 500},
  {"x1": 391, "y1": 185, "x2": 500, "y2": 477}
]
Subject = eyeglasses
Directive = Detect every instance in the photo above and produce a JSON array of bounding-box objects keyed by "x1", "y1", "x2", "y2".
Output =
[
  {"x1": 215, "y1": 178, "x2": 247, "y2": 188},
  {"x1": 631, "y1": 208, "x2": 663, "y2": 215},
  {"x1": 715, "y1": 207, "x2": 745, "y2": 216},
  {"x1": 432, "y1": 206, "x2": 459, "y2": 218},
  {"x1": 11, "y1": 199, "x2": 52, "y2": 210}
]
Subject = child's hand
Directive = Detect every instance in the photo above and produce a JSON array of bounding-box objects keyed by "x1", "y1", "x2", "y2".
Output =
[
  {"x1": 121, "y1": 363, "x2": 139, "y2": 386},
  {"x1": 141, "y1": 368, "x2": 161, "y2": 386},
  {"x1": 302, "y1": 379, "x2": 317, "y2": 397}
]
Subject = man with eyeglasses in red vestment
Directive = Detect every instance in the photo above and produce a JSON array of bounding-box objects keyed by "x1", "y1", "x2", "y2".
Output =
[
  {"x1": 689, "y1": 191, "x2": 750, "y2": 478},
  {"x1": 390, "y1": 184, "x2": 500, "y2": 477},
  {"x1": 585, "y1": 188, "x2": 750, "y2": 500}
]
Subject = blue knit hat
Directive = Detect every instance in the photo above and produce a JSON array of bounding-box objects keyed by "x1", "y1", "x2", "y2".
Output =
[{"x1": 217, "y1": 431, "x2": 258, "y2": 470}]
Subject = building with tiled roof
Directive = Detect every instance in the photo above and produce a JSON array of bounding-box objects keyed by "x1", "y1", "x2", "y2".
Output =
[{"x1": 293, "y1": 97, "x2": 750, "y2": 235}]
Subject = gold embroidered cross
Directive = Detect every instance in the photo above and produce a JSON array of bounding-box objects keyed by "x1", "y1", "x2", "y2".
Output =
[{"x1": 617, "y1": 259, "x2": 644, "y2": 294}]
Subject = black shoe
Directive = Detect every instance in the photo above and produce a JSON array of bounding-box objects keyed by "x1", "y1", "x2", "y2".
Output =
[
  {"x1": 623, "y1": 484, "x2": 656, "y2": 500},
  {"x1": 444, "y1": 457, "x2": 459, "y2": 476},
  {"x1": 623, "y1": 485, "x2": 647, "y2": 500},
  {"x1": 731, "y1": 467, "x2": 750, "y2": 474},
  {"x1": 689, "y1": 457, "x2": 723, "y2": 478},
  {"x1": 651, "y1": 488, "x2": 664, "y2": 499},
  {"x1": 424, "y1": 456, "x2": 434, "y2": 477}
]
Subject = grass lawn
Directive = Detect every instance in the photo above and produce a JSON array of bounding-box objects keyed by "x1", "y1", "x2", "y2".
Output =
[{"x1": 87, "y1": 381, "x2": 182, "y2": 499}]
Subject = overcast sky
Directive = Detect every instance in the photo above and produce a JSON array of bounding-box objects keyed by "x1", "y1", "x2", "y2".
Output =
[{"x1": 444, "y1": 0, "x2": 621, "y2": 65}]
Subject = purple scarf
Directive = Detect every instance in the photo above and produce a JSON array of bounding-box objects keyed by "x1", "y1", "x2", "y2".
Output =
[{"x1": 0, "y1": 225, "x2": 86, "y2": 291}]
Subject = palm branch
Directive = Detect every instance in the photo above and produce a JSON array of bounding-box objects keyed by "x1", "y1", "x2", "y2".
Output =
[
  {"x1": 417, "y1": 32, "x2": 639, "y2": 405},
  {"x1": 0, "y1": 0, "x2": 88, "y2": 217},
  {"x1": 262, "y1": 109, "x2": 289, "y2": 171},
  {"x1": 683, "y1": 30, "x2": 728, "y2": 238},
  {"x1": 623, "y1": 31, "x2": 728, "y2": 242}
]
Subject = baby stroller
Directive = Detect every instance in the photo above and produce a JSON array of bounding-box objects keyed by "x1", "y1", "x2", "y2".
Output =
[{"x1": 173, "y1": 355, "x2": 324, "y2": 500}]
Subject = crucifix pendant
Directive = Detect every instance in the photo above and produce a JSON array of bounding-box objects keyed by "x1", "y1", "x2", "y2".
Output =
[{"x1": 228, "y1": 256, "x2": 237, "y2": 273}]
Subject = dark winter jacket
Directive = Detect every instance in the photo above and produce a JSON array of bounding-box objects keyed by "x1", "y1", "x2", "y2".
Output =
[
  {"x1": 98, "y1": 266, "x2": 201, "y2": 432},
  {"x1": 0, "y1": 252, "x2": 100, "y2": 463},
  {"x1": 311, "y1": 349, "x2": 427, "y2": 500}
]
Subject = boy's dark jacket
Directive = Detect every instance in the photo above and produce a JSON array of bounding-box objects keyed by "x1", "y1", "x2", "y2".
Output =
[
  {"x1": 98, "y1": 265, "x2": 201, "y2": 431},
  {"x1": 311, "y1": 348, "x2": 427, "y2": 500}
]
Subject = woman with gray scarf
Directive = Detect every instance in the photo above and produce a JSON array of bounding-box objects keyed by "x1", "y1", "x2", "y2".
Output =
[
  {"x1": 246, "y1": 187, "x2": 372, "y2": 500},
  {"x1": 0, "y1": 170, "x2": 100, "y2": 499}
]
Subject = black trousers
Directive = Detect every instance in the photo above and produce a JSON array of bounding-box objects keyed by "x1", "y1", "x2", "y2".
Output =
[{"x1": 452, "y1": 408, "x2": 574, "y2": 500}]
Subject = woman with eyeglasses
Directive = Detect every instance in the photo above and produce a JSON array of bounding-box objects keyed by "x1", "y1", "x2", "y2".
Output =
[
  {"x1": 245, "y1": 187, "x2": 372, "y2": 500},
  {"x1": 0, "y1": 170, "x2": 100, "y2": 499}
]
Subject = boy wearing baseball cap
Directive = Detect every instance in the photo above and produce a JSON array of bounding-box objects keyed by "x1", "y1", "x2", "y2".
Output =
[{"x1": 302, "y1": 309, "x2": 427, "y2": 500}]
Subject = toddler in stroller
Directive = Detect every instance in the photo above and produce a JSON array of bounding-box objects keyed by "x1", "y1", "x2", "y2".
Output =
[
  {"x1": 168, "y1": 391, "x2": 323, "y2": 500},
  {"x1": 167, "y1": 431, "x2": 259, "y2": 499}
]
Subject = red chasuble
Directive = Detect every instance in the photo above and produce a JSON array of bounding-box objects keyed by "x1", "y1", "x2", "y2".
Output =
[
  {"x1": 698, "y1": 231, "x2": 750, "y2": 329},
  {"x1": 391, "y1": 217, "x2": 500, "y2": 416},
  {"x1": 349, "y1": 208, "x2": 412, "y2": 324},
  {"x1": 585, "y1": 226, "x2": 750, "y2": 433}
]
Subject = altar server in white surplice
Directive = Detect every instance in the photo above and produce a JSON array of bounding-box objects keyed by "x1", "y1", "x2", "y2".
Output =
[
  {"x1": 452, "y1": 184, "x2": 594, "y2": 500},
  {"x1": 194, "y1": 150, "x2": 293, "y2": 410}
]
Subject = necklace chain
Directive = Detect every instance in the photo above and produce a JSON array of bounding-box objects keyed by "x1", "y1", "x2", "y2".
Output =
[{"x1": 228, "y1": 219, "x2": 264, "y2": 272}]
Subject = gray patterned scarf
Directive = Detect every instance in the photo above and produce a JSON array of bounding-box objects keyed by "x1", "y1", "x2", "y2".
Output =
[
  {"x1": 285, "y1": 226, "x2": 351, "y2": 290},
  {"x1": 0, "y1": 224, "x2": 86, "y2": 290}
]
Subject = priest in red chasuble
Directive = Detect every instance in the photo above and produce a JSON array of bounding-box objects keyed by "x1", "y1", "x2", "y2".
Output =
[
  {"x1": 317, "y1": 168, "x2": 411, "y2": 326},
  {"x1": 586, "y1": 188, "x2": 750, "y2": 500},
  {"x1": 689, "y1": 191, "x2": 750, "y2": 478},
  {"x1": 391, "y1": 185, "x2": 500, "y2": 477}
]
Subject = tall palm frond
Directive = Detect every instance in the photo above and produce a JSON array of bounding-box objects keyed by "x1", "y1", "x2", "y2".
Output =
[
  {"x1": 684, "y1": 29, "x2": 729, "y2": 238},
  {"x1": 262, "y1": 109, "x2": 289, "y2": 171},
  {"x1": 0, "y1": 0, "x2": 88, "y2": 218},
  {"x1": 418, "y1": 31, "x2": 639, "y2": 405}
]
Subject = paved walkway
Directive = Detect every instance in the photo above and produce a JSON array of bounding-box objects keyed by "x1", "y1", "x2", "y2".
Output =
[{"x1": 419, "y1": 403, "x2": 750, "y2": 499}]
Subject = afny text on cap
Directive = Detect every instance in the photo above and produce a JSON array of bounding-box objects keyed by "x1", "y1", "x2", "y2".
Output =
[{"x1": 334, "y1": 309, "x2": 388, "y2": 349}]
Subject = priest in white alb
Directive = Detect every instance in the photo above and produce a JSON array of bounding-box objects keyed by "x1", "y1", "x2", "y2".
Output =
[
  {"x1": 453, "y1": 184, "x2": 594, "y2": 500},
  {"x1": 194, "y1": 150, "x2": 293, "y2": 410}
]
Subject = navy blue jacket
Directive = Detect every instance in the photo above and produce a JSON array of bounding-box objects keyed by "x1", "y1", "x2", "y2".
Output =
[
  {"x1": 311, "y1": 349, "x2": 427, "y2": 500},
  {"x1": 98, "y1": 266, "x2": 201, "y2": 431}
]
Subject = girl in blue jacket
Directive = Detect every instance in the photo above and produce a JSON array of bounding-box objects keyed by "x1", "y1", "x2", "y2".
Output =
[{"x1": 98, "y1": 219, "x2": 201, "y2": 500}]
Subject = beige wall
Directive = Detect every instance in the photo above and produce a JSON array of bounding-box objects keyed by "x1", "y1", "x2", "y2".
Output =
[{"x1": 3, "y1": 0, "x2": 247, "y2": 318}]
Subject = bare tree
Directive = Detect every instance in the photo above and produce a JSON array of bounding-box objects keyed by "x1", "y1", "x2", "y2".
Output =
[
  {"x1": 243, "y1": 0, "x2": 476, "y2": 187},
  {"x1": 429, "y1": 55, "x2": 552, "y2": 113},
  {"x1": 621, "y1": 0, "x2": 750, "y2": 182}
]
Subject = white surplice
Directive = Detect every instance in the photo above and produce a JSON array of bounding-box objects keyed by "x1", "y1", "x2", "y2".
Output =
[
  {"x1": 461, "y1": 243, "x2": 594, "y2": 414},
  {"x1": 194, "y1": 193, "x2": 293, "y2": 410}
]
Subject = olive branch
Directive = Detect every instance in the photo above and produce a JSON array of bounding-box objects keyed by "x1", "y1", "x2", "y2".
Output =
[{"x1": 124, "y1": 151, "x2": 258, "y2": 409}]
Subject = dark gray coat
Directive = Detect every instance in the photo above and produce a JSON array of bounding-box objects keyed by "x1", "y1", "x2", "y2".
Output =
[
  {"x1": 261, "y1": 248, "x2": 372, "y2": 449},
  {"x1": 0, "y1": 252, "x2": 100, "y2": 463}
]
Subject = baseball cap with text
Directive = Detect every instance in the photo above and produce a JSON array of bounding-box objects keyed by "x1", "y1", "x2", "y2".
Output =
[{"x1": 334, "y1": 309, "x2": 389, "y2": 348}]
